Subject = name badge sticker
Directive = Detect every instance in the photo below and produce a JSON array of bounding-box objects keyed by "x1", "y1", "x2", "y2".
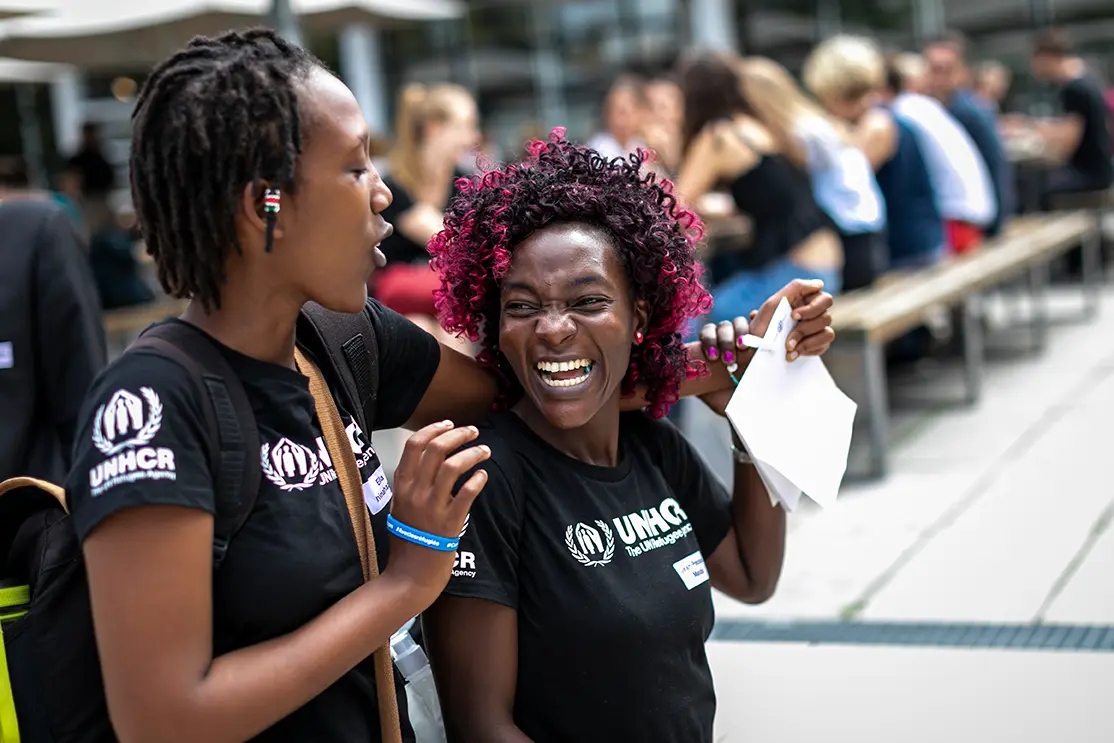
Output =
[
  {"x1": 673, "y1": 550, "x2": 710, "y2": 590},
  {"x1": 363, "y1": 464, "x2": 393, "y2": 515}
]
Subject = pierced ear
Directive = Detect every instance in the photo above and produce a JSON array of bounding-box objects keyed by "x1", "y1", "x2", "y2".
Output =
[
  {"x1": 633, "y1": 298, "x2": 650, "y2": 343},
  {"x1": 240, "y1": 181, "x2": 285, "y2": 251}
]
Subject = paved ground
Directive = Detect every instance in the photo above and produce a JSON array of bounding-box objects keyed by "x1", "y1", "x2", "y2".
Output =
[{"x1": 700, "y1": 283, "x2": 1114, "y2": 742}]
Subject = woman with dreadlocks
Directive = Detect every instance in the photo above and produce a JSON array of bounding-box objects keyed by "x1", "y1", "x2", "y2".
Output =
[
  {"x1": 421, "y1": 130, "x2": 835, "y2": 743},
  {"x1": 60, "y1": 29, "x2": 823, "y2": 743}
]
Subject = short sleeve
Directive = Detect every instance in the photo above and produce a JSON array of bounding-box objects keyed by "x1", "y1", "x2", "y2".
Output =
[
  {"x1": 363, "y1": 298, "x2": 440, "y2": 430},
  {"x1": 65, "y1": 350, "x2": 216, "y2": 543},
  {"x1": 624, "y1": 412, "x2": 732, "y2": 557},
  {"x1": 440, "y1": 443, "x2": 522, "y2": 609}
]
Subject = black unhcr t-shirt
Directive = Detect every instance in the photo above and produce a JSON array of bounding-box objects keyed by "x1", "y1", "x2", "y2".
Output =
[
  {"x1": 66, "y1": 300, "x2": 440, "y2": 742},
  {"x1": 442, "y1": 411, "x2": 733, "y2": 743}
]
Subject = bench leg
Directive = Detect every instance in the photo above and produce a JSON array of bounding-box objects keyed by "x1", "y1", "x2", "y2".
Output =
[
  {"x1": 960, "y1": 294, "x2": 984, "y2": 405},
  {"x1": 1082, "y1": 221, "x2": 1102, "y2": 316},
  {"x1": 861, "y1": 340, "x2": 890, "y2": 480},
  {"x1": 1028, "y1": 261, "x2": 1050, "y2": 352}
]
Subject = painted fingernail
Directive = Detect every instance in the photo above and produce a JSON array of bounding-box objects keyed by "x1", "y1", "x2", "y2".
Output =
[
  {"x1": 707, "y1": 347, "x2": 718, "y2": 360},
  {"x1": 736, "y1": 336, "x2": 746, "y2": 348},
  {"x1": 788, "y1": 351, "x2": 799, "y2": 362},
  {"x1": 787, "y1": 338, "x2": 797, "y2": 350},
  {"x1": 724, "y1": 351, "x2": 735, "y2": 364}
]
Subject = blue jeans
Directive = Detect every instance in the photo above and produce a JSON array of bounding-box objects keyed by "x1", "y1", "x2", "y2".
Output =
[{"x1": 688, "y1": 257, "x2": 841, "y2": 339}]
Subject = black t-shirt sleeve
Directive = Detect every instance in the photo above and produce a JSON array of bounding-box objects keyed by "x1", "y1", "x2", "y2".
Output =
[
  {"x1": 626, "y1": 412, "x2": 732, "y2": 557},
  {"x1": 363, "y1": 297, "x2": 440, "y2": 430},
  {"x1": 441, "y1": 437, "x2": 523, "y2": 608},
  {"x1": 65, "y1": 350, "x2": 215, "y2": 543}
]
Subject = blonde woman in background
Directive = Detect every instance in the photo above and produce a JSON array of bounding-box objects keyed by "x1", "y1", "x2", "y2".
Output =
[
  {"x1": 805, "y1": 36, "x2": 946, "y2": 272},
  {"x1": 741, "y1": 56, "x2": 886, "y2": 291},
  {"x1": 675, "y1": 51, "x2": 841, "y2": 329},
  {"x1": 374, "y1": 83, "x2": 480, "y2": 348}
]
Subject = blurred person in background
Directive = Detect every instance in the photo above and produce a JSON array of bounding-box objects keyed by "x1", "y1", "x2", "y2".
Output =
[
  {"x1": 587, "y1": 74, "x2": 649, "y2": 161},
  {"x1": 643, "y1": 74, "x2": 685, "y2": 174},
  {"x1": 806, "y1": 35, "x2": 944, "y2": 273},
  {"x1": 672, "y1": 50, "x2": 837, "y2": 329},
  {"x1": 65, "y1": 122, "x2": 117, "y2": 236},
  {"x1": 925, "y1": 33, "x2": 1013, "y2": 237},
  {"x1": 0, "y1": 186, "x2": 106, "y2": 483},
  {"x1": 742, "y1": 56, "x2": 886, "y2": 292},
  {"x1": 884, "y1": 52, "x2": 996, "y2": 254},
  {"x1": 675, "y1": 51, "x2": 841, "y2": 327},
  {"x1": 376, "y1": 82, "x2": 480, "y2": 349},
  {"x1": 974, "y1": 60, "x2": 1012, "y2": 111},
  {"x1": 1018, "y1": 28, "x2": 1113, "y2": 204}
]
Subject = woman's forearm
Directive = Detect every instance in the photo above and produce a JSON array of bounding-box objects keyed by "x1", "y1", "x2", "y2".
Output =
[
  {"x1": 728, "y1": 455, "x2": 786, "y2": 604},
  {"x1": 114, "y1": 574, "x2": 428, "y2": 743}
]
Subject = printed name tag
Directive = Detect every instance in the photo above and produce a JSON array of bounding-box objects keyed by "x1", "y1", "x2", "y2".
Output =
[
  {"x1": 673, "y1": 550, "x2": 710, "y2": 590},
  {"x1": 0, "y1": 342, "x2": 12, "y2": 370},
  {"x1": 363, "y1": 465, "x2": 393, "y2": 515}
]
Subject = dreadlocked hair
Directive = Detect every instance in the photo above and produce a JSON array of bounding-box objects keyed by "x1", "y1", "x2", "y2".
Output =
[
  {"x1": 129, "y1": 27, "x2": 325, "y2": 312},
  {"x1": 428, "y1": 128, "x2": 713, "y2": 419}
]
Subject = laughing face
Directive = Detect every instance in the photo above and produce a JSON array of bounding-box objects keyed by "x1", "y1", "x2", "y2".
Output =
[{"x1": 498, "y1": 222, "x2": 648, "y2": 430}]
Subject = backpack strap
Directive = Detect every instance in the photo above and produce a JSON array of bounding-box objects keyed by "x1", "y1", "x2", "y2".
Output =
[
  {"x1": 129, "y1": 323, "x2": 261, "y2": 569},
  {"x1": 296, "y1": 302, "x2": 380, "y2": 433}
]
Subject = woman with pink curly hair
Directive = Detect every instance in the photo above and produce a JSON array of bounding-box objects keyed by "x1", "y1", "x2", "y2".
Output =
[{"x1": 421, "y1": 129, "x2": 836, "y2": 742}]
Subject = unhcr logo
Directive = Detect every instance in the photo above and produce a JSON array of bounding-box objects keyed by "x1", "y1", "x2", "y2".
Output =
[{"x1": 563, "y1": 520, "x2": 615, "y2": 568}]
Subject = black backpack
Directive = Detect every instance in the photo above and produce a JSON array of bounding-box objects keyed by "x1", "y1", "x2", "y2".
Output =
[{"x1": 0, "y1": 301, "x2": 382, "y2": 743}]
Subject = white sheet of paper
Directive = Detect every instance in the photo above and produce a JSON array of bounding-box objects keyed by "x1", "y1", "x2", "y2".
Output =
[{"x1": 725, "y1": 297, "x2": 857, "y2": 511}]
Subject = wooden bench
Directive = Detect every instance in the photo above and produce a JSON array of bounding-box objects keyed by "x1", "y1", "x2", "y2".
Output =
[
  {"x1": 102, "y1": 299, "x2": 189, "y2": 356},
  {"x1": 830, "y1": 211, "x2": 1097, "y2": 479}
]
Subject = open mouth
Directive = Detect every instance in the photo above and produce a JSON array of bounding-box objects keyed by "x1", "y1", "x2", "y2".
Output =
[{"x1": 536, "y1": 358, "x2": 594, "y2": 388}]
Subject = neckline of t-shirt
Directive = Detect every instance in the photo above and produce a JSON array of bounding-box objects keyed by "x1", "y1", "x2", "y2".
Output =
[
  {"x1": 160, "y1": 318, "x2": 310, "y2": 389},
  {"x1": 499, "y1": 410, "x2": 633, "y2": 483}
]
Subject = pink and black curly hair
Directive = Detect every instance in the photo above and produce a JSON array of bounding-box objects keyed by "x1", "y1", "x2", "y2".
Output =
[{"x1": 428, "y1": 128, "x2": 713, "y2": 419}]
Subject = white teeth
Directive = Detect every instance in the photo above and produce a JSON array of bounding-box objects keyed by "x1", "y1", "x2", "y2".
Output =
[
  {"x1": 541, "y1": 373, "x2": 591, "y2": 388},
  {"x1": 535, "y1": 359, "x2": 592, "y2": 373}
]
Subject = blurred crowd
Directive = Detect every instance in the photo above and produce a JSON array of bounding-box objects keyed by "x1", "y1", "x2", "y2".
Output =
[
  {"x1": 356, "y1": 26, "x2": 1113, "y2": 362},
  {"x1": 2, "y1": 25, "x2": 1111, "y2": 355}
]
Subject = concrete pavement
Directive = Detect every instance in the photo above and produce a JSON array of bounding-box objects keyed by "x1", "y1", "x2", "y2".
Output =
[{"x1": 701, "y1": 283, "x2": 1114, "y2": 741}]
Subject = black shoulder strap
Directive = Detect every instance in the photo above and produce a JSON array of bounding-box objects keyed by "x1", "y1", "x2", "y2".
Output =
[
  {"x1": 128, "y1": 322, "x2": 261, "y2": 568},
  {"x1": 296, "y1": 301, "x2": 379, "y2": 434}
]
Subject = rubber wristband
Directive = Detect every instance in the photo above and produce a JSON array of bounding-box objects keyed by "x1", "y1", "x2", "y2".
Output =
[{"x1": 386, "y1": 514, "x2": 460, "y2": 552}]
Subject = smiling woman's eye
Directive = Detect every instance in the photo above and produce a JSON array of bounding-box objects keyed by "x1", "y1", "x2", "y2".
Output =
[
  {"x1": 575, "y1": 297, "x2": 609, "y2": 309},
  {"x1": 504, "y1": 301, "x2": 537, "y2": 314}
]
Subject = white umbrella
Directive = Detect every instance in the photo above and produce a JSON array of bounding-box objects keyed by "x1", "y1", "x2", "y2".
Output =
[
  {"x1": 0, "y1": 0, "x2": 55, "y2": 21},
  {"x1": 0, "y1": 0, "x2": 462, "y2": 70}
]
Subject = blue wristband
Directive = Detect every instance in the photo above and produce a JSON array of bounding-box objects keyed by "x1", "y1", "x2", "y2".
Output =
[{"x1": 386, "y1": 514, "x2": 461, "y2": 552}]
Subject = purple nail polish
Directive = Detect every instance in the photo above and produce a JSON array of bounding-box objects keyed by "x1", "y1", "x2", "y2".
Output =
[
  {"x1": 724, "y1": 350, "x2": 735, "y2": 365},
  {"x1": 707, "y1": 347, "x2": 718, "y2": 360}
]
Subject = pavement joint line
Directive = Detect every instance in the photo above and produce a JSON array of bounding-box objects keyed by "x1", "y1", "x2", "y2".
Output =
[
  {"x1": 1033, "y1": 495, "x2": 1114, "y2": 623},
  {"x1": 710, "y1": 618, "x2": 1114, "y2": 651},
  {"x1": 837, "y1": 345, "x2": 1114, "y2": 621}
]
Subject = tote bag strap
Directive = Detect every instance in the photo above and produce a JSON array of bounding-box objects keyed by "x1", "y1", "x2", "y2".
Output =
[{"x1": 294, "y1": 348, "x2": 402, "y2": 743}]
